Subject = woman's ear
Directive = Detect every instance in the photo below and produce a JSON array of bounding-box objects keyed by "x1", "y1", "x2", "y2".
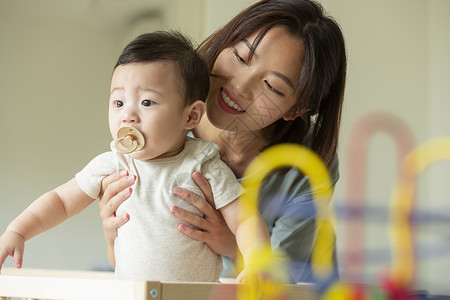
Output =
[
  {"x1": 282, "y1": 108, "x2": 301, "y2": 121},
  {"x1": 282, "y1": 106, "x2": 310, "y2": 121},
  {"x1": 184, "y1": 100, "x2": 206, "y2": 130}
]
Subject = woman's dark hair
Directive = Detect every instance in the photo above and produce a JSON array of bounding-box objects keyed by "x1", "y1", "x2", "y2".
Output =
[
  {"x1": 115, "y1": 31, "x2": 210, "y2": 106},
  {"x1": 198, "y1": 0, "x2": 346, "y2": 167}
]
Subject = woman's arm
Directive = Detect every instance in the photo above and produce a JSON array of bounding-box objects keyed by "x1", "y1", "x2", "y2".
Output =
[
  {"x1": 98, "y1": 170, "x2": 135, "y2": 267},
  {"x1": 0, "y1": 178, "x2": 95, "y2": 272},
  {"x1": 219, "y1": 198, "x2": 271, "y2": 283},
  {"x1": 170, "y1": 171, "x2": 239, "y2": 261}
]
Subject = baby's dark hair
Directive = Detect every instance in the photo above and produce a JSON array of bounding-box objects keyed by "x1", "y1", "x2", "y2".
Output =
[{"x1": 115, "y1": 31, "x2": 210, "y2": 106}]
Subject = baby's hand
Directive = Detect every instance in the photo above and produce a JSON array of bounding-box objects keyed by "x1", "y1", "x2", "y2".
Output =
[{"x1": 0, "y1": 230, "x2": 25, "y2": 274}]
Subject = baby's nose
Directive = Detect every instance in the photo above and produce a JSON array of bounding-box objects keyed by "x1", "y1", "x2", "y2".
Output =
[{"x1": 122, "y1": 111, "x2": 139, "y2": 123}]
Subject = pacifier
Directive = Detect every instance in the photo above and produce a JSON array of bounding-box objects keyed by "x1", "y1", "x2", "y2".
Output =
[{"x1": 115, "y1": 126, "x2": 145, "y2": 154}]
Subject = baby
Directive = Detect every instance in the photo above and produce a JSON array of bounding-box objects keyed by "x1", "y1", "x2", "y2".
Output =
[{"x1": 0, "y1": 31, "x2": 270, "y2": 282}]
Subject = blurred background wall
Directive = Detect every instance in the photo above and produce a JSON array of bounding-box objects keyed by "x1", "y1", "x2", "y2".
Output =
[{"x1": 0, "y1": 0, "x2": 449, "y2": 295}]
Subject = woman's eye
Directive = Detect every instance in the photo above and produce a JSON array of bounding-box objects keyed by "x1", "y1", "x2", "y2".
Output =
[
  {"x1": 233, "y1": 49, "x2": 247, "y2": 64},
  {"x1": 141, "y1": 100, "x2": 154, "y2": 107},
  {"x1": 114, "y1": 100, "x2": 123, "y2": 108},
  {"x1": 264, "y1": 80, "x2": 283, "y2": 96}
]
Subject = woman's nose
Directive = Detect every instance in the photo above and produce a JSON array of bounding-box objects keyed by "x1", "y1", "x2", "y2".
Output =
[{"x1": 232, "y1": 70, "x2": 255, "y2": 100}]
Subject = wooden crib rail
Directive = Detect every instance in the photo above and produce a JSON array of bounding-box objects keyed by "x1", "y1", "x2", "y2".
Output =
[
  {"x1": 0, "y1": 268, "x2": 318, "y2": 300},
  {"x1": 0, "y1": 274, "x2": 151, "y2": 300}
]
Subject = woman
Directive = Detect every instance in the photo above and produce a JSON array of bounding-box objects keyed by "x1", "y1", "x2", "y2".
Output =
[{"x1": 99, "y1": 0, "x2": 346, "y2": 283}]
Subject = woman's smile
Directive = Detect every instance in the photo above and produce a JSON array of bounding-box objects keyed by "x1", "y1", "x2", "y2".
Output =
[{"x1": 217, "y1": 88, "x2": 245, "y2": 114}]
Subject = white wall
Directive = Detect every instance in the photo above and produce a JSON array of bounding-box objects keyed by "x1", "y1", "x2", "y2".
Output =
[
  {"x1": 0, "y1": 0, "x2": 206, "y2": 272},
  {"x1": 1, "y1": 0, "x2": 449, "y2": 295},
  {"x1": 319, "y1": 0, "x2": 450, "y2": 294},
  {"x1": 321, "y1": 0, "x2": 428, "y2": 284},
  {"x1": 426, "y1": 0, "x2": 450, "y2": 293},
  {"x1": 0, "y1": 6, "x2": 116, "y2": 271}
]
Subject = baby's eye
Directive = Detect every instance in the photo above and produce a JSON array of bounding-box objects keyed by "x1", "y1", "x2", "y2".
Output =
[
  {"x1": 114, "y1": 100, "x2": 124, "y2": 108},
  {"x1": 141, "y1": 100, "x2": 155, "y2": 107}
]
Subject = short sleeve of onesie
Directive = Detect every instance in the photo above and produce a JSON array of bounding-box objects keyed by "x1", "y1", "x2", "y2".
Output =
[
  {"x1": 75, "y1": 151, "x2": 116, "y2": 199},
  {"x1": 200, "y1": 154, "x2": 242, "y2": 210},
  {"x1": 179, "y1": 138, "x2": 243, "y2": 210}
]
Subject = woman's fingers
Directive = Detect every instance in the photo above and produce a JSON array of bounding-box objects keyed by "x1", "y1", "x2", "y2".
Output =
[
  {"x1": 103, "y1": 212, "x2": 130, "y2": 230},
  {"x1": 100, "y1": 170, "x2": 128, "y2": 196},
  {"x1": 172, "y1": 171, "x2": 238, "y2": 258},
  {"x1": 99, "y1": 188, "x2": 131, "y2": 219},
  {"x1": 172, "y1": 185, "x2": 215, "y2": 217},
  {"x1": 192, "y1": 171, "x2": 214, "y2": 206},
  {"x1": 102, "y1": 212, "x2": 129, "y2": 242},
  {"x1": 99, "y1": 173, "x2": 135, "y2": 218},
  {"x1": 177, "y1": 223, "x2": 207, "y2": 242},
  {"x1": 110, "y1": 187, "x2": 132, "y2": 213},
  {"x1": 98, "y1": 170, "x2": 134, "y2": 244},
  {"x1": 170, "y1": 205, "x2": 207, "y2": 230},
  {"x1": 102, "y1": 174, "x2": 135, "y2": 202}
]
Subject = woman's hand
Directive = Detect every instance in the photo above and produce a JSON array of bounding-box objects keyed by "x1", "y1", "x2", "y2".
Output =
[
  {"x1": 98, "y1": 170, "x2": 135, "y2": 266},
  {"x1": 170, "y1": 171, "x2": 239, "y2": 261}
]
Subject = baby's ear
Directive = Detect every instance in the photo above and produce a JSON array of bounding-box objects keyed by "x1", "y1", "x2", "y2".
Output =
[{"x1": 185, "y1": 100, "x2": 206, "y2": 130}]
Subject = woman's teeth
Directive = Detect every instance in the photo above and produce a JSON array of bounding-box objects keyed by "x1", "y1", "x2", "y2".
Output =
[{"x1": 221, "y1": 89, "x2": 244, "y2": 112}]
